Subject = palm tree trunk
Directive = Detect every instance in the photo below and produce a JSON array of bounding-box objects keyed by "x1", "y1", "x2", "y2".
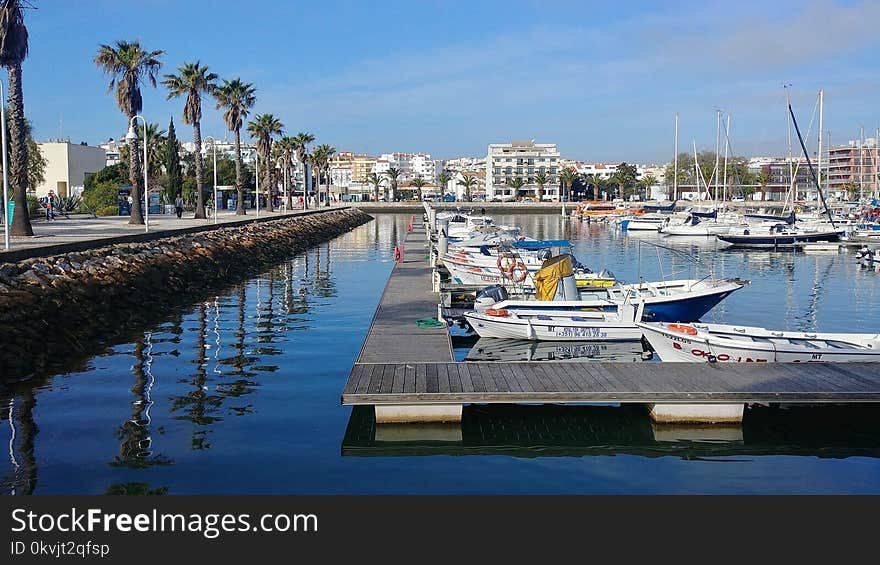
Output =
[
  {"x1": 264, "y1": 149, "x2": 274, "y2": 212},
  {"x1": 193, "y1": 121, "x2": 206, "y2": 219},
  {"x1": 285, "y1": 159, "x2": 292, "y2": 210},
  {"x1": 234, "y1": 128, "x2": 245, "y2": 215},
  {"x1": 7, "y1": 65, "x2": 32, "y2": 235},
  {"x1": 301, "y1": 159, "x2": 308, "y2": 210},
  {"x1": 127, "y1": 112, "x2": 145, "y2": 225}
]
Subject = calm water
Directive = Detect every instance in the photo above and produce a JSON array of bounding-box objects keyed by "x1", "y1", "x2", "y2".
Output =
[{"x1": 3, "y1": 213, "x2": 880, "y2": 495}]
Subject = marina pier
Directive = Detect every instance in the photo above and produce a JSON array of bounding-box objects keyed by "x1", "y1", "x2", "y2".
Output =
[{"x1": 342, "y1": 210, "x2": 880, "y2": 425}]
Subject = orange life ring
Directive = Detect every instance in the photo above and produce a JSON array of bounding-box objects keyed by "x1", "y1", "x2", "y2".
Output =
[
  {"x1": 510, "y1": 261, "x2": 528, "y2": 283},
  {"x1": 485, "y1": 308, "x2": 510, "y2": 317},
  {"x1": 496, "y1": 253, "x2": 516, "y2": 273},
  {"x1": 667, "y1": 323, "x2": 698, "y2": 336}
]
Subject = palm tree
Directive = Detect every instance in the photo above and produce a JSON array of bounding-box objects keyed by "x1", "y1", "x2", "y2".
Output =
[
  {"x1": 411, "y1": 175, "x2": 427, "y2": 201},
  {"x1": 214, "y1": 78, "x2": 256, "y2": 215},
  {"x1": 121, "y1": 122, "x2": 166, "y2": 182},
  {"x1": 641, "y1": 174, "x2": 658, "y2": 201},
  {"x1": 559, "y1": 167, "x2": 576, "y2": 203},
  {"x1": 457, "y1": 173, "x2": 478, "y2": 201},
  {"x1": 0, "y1": 0, "x2": 31, "y2": 235},
  {"x1": 291, "y1": 132, "x2": 315, "y2": 208},
  {"x1": 506, "y1": 176, "x2": 526, "y2": 200},
  {"x1": 94, "y1": 40, "x2": 164, "y2": 225},
  {"x1": 437, "y1": 170, "x2": 451, "y2": 198},
  {"x1": 272, "y1": 136, "x2": 296, "y2": 209},
  {"x1": 309, "y1": 144, "x2": 335, "y2": 206},
  {"x1": 247, "y1": 113, "x2": 283, "y2": 212},
  {"x1": 162, "y1": 62, "x2": 218, "y2": 219},
  {"x1": 385, "y1": 167, "x2": 401, "y2": 202},
  {"x1": 366, "y1": 172, "x2": 383, "y2": 202},
  {"x1": 756, "y1": 170, "x2": 771, "y2": 200},
  {"x1": 534, "y1": 171, "x2": 548, "y2": 202}
]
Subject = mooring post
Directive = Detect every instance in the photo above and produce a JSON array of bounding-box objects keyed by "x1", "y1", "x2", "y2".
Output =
[
  {"x1": 646, "y1": 403, "x2": 744, "y2": 425},
  {"x1": 375, "y1": 404, "x2": 463, "y2": 424}
]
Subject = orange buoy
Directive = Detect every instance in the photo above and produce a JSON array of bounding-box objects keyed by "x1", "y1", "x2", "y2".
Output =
[
  {"x1": 510, "y1": 261, "x2": 528, "y2": 282},
  {"x1": 393, "y1": 245, "x2": 405, "y2": 263},
  {"x1": 485, "y1": 308, "x2": 510, "y2": 317},
  {"x1": 667, "y1": 323, "x2": 698, "y2": 336}
]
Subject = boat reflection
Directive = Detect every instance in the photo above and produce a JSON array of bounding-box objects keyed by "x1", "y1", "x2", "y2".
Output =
[
  {"x1": 342, "y1": 403, "x2": 880, "y2": 459},
  {"x1": 464, "y1": 338, "x2": 649, "y2": 363}
]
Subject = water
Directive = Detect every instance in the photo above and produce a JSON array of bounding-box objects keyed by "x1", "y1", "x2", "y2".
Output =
[{"x1": 3, "y1": 213, "x2": 880, "y2": 495}]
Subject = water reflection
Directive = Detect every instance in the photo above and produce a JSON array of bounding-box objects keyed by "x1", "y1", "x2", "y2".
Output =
[
  {"x1": 342, "y1": 404, "x2": 880, "y2": 460},
  {"x1": 464, "y1": 338, "x2": 648, "y2": 363}
]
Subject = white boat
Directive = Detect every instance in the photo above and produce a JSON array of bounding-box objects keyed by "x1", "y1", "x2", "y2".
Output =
[
  {"x1": 444, "y1": 214, "x2": 494, "y2": 240},
  {"x1": 622, "y1": 213, "x2": 669, "y2": 231},
  {"x1": 638, "y1": 321, "x2": 880, "y2": 363},
  {"x1": 465, "y1": 302, "x2": 644, "y2": 341}
]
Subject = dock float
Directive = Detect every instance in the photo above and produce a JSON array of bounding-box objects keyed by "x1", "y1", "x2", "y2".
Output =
[{"x1": 342, "y1": 210, "x2": 880, "y2": 425}]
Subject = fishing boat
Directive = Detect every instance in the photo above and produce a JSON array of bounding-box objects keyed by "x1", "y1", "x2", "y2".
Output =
[
  {"x1": 464, "y1": 338, "x2": 646, "y2": 362},
  {"x1": 464, "y1": 302, "x2": 644, "y2": 341},
  {"x1": 639, "y1": 321, "x2": 880, "y2": 363},
  {"x1": 471, "y1": 254, "x2": 746, "y2": 323}
]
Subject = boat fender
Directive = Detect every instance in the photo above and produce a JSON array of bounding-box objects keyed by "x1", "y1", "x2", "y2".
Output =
[
  {"x1": 407, "y1": 223, "x2": 413, "y2": 233},
  {"x1": 666, "y1": 323, "x2": 698, "y2": 336},
  {"x1": 510, "y1": 261, "x2": 528, "y2": 282},
  {"x1": 393, "y1": 245, "x2": 405, "y2": 263},
  {"x1": 485, "y1": 308, "x2": 510, "y2": 317}
]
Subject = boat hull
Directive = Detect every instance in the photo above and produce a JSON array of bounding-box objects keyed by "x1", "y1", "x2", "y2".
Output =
[
  {"x1": 465, "y1": 311, "x2": 642, "y2": 341},
  {"x1": 717, "y1": 231, "x2": 841, "y2": 248}
]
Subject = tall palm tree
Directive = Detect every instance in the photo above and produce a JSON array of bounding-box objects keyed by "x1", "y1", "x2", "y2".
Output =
[
  {"x1": 309, "y1": 143, "x2": 335, "y2": 206},
  {"x1": 756, "y1": 170, "x2": 771, "y2": 201},
  {"x1": 534, "y1": 171, "x2": 548, "y2": 202},
  {"x1": 410, "y1": 175, "x2": 427, "y2": 201},
  {"x1": 366, "y1": 172, "x2": 383, "y2": 202},
  {"x1": 0, "y1": 0, "x2": 31, "y2": 235},
  {"x1": 94, "y1": 41, "x2": 163, "y2": 225},
  {"x1": 457, "y1": 173, "x2": 478, "y2": 201},
  {"x1": 291, "y1": 132, "x2": 315, "y2": 208},
  {"x1": 214, "y1": 78, "x2": 256, "y2": 215},
  {"x1": 506, "y1": 177, "x2": 526, "y2": 200},
  {"x1": 559, "y1": 167, "x2": 576, "y2": 203},
  {"x1": 121, "y1": 122, "x2": 166, "y2": 182},
  {"x1": 247, "y1": 113, "x2": 283, "y2": 212},
  {"x1": 437, "y1": 170, "x2": 451, "y2": 198},
  {"x1": 162, "y1": 62, "x2": 218, "y2": 219},
  {"x1": 385, "y1": 167, "x2": 401, "y2": 202},
  {"x1": 641, "y1": 174, "x2": 658, "y2": 201},
  {"x1": 272, "y1": 136, "x2": 296, "y2": 209}
]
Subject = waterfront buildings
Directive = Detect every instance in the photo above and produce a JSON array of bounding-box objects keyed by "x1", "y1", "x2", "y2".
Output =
[
  {"x1": 36, "y1": 141, "x2": 107, "y2": 198},
  {"x1": 486, "y1": 141, "x2": 560, "y2": 201},
  {"x1": 827, "y1": 137, "x2": 879, "y2": 199}
]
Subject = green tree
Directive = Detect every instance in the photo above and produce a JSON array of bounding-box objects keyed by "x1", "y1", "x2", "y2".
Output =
[
  {"x1": 437, "y1": 170, "x2": 451, "y2": 197},
  {"x1": 291, "y1": 132, "x2": 315, "y2": 208},
  {"x1": 506, "y1": 176, "x2": 526, "y2": 200},
  {"x1": 755, "y1": 169, "x2": 770, "y2": 200},
  {"x1": 214, "y1": 78, "x2": 256, "y2": 215},
  {"x1": 0, "y1": 0, "x2": 32, "y2": 234},
  {"x1": 272, "y1": 136, "x2": 296, "y2": 209},
  {"x1": 384, "y1": 167, "x2": 401, "y2": 201},
  {"x1": 165, "y1": 117, "x2": 182, "y2": 205},
  {"x1": 410, "y1": 175, "x2": 427, "y2": 201},
  {"x1": 640, "y1": 174, "x2": 658, "y2": 201},
  {"x1": 534, "y1": 170, "x2": 548, "y2": 201},
  {"x1": 366, "y1": 172, "x2": 383, "y2": 202},
  {"x1": 610, "y1": 162, "x2": 637, "y2": 199},
  {"x1": 559, "y1": 167, "x2": 577, "y2": 202},
  {"x1": 94, "y1": 40, "x2": 164, "y2": 225},
  {"x1": 162, "y1": 61, "x2": 218, "y2": 219},
  {"x1": 309, "y1": 144, "x2": 335, "y2": 206},
  {"x1": 247, "y1": 113, "x2": 283, "y2": 211},
  {"x1": 457, "y1": 173, "x2": 478, "y2": 201}
]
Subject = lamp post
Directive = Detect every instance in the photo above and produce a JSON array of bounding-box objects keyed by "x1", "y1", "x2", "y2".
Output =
[
  {"x1": 1, "y1": 80, "x2": 9, "y2": 250},
  {"x1": 125, "y1": 115, "x2": 149, "y2": 232},
  {"x1": 204, "y1": 136, "x2": 218, "y2": 223},
  {"x1": 254, "y1": 151, "x2": 260, "y2": 219}
]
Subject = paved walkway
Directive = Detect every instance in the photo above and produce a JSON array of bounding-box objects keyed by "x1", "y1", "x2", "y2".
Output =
[{"x1": 0, "y1": 205, "x2": 347, "y2": 260}]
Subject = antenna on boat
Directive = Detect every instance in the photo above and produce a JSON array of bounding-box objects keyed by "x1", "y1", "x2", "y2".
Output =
[{"x1": 789, "y1": 88, "x2": 836, "y2": 228}]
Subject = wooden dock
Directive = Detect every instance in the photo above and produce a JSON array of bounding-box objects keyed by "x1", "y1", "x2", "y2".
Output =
[{"x1": 343, "y1": 208, "x2": 880, "y2": 425}]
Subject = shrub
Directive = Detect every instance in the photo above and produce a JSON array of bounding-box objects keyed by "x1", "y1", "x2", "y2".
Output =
[
  {"x1": 96, "y1": 204, "x2": 119, "y2": 217},
  {"x1": 26, "y1": 193, "x2": 41, "y2": 217},
  {"x1": 83, "y1": 180, "x2": 119, "y2": 212}
]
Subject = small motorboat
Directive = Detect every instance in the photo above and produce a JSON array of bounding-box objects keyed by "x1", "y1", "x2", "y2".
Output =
[
  {"x1": 638, "y1": 321, "x2": 880, "y2": 363},
  {"x1": 622, "y1": 213, "x2": 669, "y2": 231},
  {"x1": 464, "y1": 302, "x2": 644, "y2": 341}
]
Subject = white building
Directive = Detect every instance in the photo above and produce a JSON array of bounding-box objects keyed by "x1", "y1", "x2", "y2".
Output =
[
  {"x1": 486, "y1": 141, "x2": 560, "y2": 201},
  {"x1": 36, "y1": 141, "x2": 107, "y2": 198},
  {"x1": 372, "y1": 152, "x2": 441, "y2": 184},
  {"x1": 99, "y1": 138, "x2": 126, "y2": 166}
]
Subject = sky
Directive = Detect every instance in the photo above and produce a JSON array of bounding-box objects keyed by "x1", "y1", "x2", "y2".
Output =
[{"x1": 19, "y1": 0, "x2": 880, "y2": 163}]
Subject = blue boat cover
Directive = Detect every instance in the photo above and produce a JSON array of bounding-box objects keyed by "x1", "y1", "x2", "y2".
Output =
[{"x1": 511, "y1": 240, "x2": 571, "y2": 249}]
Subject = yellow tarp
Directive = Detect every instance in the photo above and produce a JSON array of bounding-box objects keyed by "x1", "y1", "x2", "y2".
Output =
[{"x1": 533, "y1": 255, "x2": 573, "y2": 301}]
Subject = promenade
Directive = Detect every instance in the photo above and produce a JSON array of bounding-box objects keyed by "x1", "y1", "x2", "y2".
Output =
[{"x1": 0, "y1": 205, "x2": 347, "y2": 261}]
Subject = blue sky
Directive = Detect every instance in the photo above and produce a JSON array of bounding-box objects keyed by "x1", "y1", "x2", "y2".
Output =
[{"x1": 21, "y1": 0, "x2": 880, "y2": 163}]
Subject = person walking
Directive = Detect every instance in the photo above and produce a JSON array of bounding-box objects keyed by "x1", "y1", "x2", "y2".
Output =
[
  {"x1": 45, "y1": 190, "x2": 56, "y2": 221},
  {"x1": 174, "y1": 193, "x2": 184, "y2": 219}
]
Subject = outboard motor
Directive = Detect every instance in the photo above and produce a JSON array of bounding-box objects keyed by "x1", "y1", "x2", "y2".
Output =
[{"x1": 474, "y1": 284, "x2": 509, "y2": 310}]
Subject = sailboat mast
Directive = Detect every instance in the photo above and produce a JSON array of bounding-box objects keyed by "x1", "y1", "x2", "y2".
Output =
[
  {"x1": 693, "y1": 139, "x2": 701, "y2": 199},
  {"x1": 786, "y1": 85, "x2": 794, "y2": 213},
  {"x1": 860, "y1": 125, "x2": 865, "y2": 201},
  {"x1": 714, "y1": 109, "x2": 721, "y2": 206},
  {"x1": 673, "y1": 113, "x2": 679, "y2": 202},
  {"x1": 789, "y1": 94, "x2": 835, "y2": 228},
  {"x1": 817, "y1": 89, "x2": 824, "y2": 211},
  {"x1": 723, "y1": 114, "x2": 730, "y2": 205}
]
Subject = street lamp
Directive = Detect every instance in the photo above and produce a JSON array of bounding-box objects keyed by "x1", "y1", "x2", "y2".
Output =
[
  {"x1": 254, "y1": 151, "x2": 260, "y2": 219},
  {"x1": 1, "y1": 80, "x2": 10, "y2": 250},
  {"x1": 204, "y1": 136, "x2": 218, "y2": 224},
  {"x1": 125, "y1": 115, "x2": 149, "y2": 232}
]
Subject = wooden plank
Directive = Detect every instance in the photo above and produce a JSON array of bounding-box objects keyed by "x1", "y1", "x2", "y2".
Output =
[
  {"x1": 437, "y1": 363, "x2": 451, "y2": 393},
  {"x1": 415, "y1": 364, "x2": 427, "y2": 394},
  {"x1": 425, "y1": 362, "x2": 439, "y2": 393},
  {"x1": 342, "y1": 365, "x2": 363, "y2": 395},
  {"x1": 469, "y1": 364, "x2": 487, "y2": 392},
  {"x1": 403, "y1": 364, "x2": 416, "y2": 394},
  {"x1": 380, "y1": 364, "x2": 396, "y2": 394},
  {"x1": 495, "y1": 363, "x2": 522, "y2": 392},
  {"x1": 486, "y1": 363, "x2": 507, "y2": 393},
  {"x1": 555, "y1": 362, "x2": 595, "y2": 392},
  {"x1": 392, "y1": 364, "x2": 406, "y2": 393},
  {"x1": 535, "y1": 363, "x2": 571, "y2": 393},
  {"x1": 459, "y1": 363, "x2": 476, "y2": 392},
  {"x1": 507, "y1": 362, "x2": 535, "y2": 393},
  {"x1": 449, "y1": 363, "x2": 464, "y2": 393},
  {"x1": 354, "y1": 364, "x2": 376, "y2": 395}
]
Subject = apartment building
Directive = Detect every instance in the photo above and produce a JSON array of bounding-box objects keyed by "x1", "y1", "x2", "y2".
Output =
[
  {"x1": 486, "y1": 141, "x2": 560, "y2": 201},
  {"x1": 827, "y1": 138, "x2": 879, "y2": 199}
]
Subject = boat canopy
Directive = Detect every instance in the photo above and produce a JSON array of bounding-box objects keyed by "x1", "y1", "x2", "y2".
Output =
[
  {"x1": 511, "y1": 239, "x2": 571, "y2": 249},
  {"x1": 533, "y1": 255, "x2": 574, "y2": 301},
  {"x1": 643, "y1": 200, "x2": 677, "y2": 213}
]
